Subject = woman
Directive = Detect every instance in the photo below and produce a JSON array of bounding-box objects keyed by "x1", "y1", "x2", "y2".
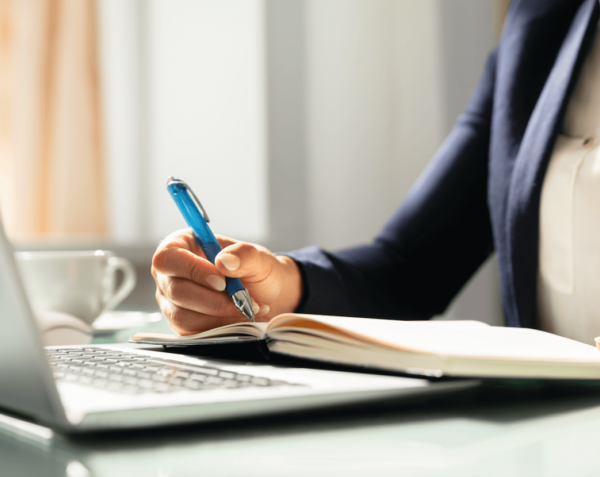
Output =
[{"x1": 152, "y1": 0, "x2": 600, "y2": 344}]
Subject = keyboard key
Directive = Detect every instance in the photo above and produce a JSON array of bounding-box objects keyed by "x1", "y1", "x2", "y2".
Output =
[
  {"x1": 107, "y1": 382, "x2": 124, "y2": 392},
  {"x1": 152, "y1": 383, "x2": 171, "y2": 393},
  {"x1": 137, "y1": 379, "x2": 153, "y2": 389},
  {"x1": 147, "y1": 359, "x2": 219, "y2": 375},
  {"x1": 47, "y1": 348, "x2": 297, "y2": 395},
  {"x1": 122, "y1": 385, "x2": 142, "y2": 394},
  {"x1": 183, "y1": 379, "x2": 202, "y2": 390},
  {"x1": 191, "y1": 367, "x2": 219, "y2": 376}
]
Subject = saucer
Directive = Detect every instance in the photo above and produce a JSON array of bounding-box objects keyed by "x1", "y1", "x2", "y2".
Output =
[{"x1": 93, "y1": 311, "x2": 163, "y2": 331}]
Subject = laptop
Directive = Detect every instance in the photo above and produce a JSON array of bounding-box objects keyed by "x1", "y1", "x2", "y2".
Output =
[{"x1": 0, "y1": 221, "x2": 478, "y2": 433}]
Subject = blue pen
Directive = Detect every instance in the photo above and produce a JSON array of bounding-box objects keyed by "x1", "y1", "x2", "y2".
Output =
[{"x1": 166, "y1": 177, "x2": 255, "y2": 322}]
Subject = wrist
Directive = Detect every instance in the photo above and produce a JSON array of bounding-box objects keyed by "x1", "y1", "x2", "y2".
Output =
[{"x1": 275, "y1": 255, "x2": 303, "y2": 313}]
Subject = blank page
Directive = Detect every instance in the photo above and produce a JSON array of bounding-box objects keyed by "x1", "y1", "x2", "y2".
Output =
[{"x1": 271, "y1": 315, "x2": 600, "y2": 362}]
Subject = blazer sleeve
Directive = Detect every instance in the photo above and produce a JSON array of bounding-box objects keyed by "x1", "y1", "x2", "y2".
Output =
[{"x1": 285, "y1": 49, "x2": 497, "y2": 320}]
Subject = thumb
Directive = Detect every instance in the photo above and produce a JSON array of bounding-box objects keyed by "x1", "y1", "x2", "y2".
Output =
[
  {"x1": 215, "y1": 234, "x2": 239, "y2": 249},
  {"x1": 215, "y1": 241, "x2": 274, "y2": 283}
]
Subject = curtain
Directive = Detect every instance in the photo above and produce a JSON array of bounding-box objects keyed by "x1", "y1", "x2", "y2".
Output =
[{"x1": 0, "y1": 0, "x2": 106, "y2": 240}]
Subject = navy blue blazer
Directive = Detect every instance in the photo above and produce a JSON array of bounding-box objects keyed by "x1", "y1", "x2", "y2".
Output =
[{"x1": 287, "y1": 0, "x2": 600, "y2": 328}]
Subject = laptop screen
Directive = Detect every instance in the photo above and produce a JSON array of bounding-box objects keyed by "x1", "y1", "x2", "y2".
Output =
[{"x1": 0, "y1": 218, "x2": 65, "y2": 426}]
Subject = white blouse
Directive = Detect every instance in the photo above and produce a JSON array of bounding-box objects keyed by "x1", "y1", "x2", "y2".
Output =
[{"x1": 538, "y1": 24, "x2": 600, "y2": 344}]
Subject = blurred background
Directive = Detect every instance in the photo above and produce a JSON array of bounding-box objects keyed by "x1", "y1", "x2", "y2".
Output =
[{"x1": 0, "y1": 0, "x2": 508, "y2": 324}]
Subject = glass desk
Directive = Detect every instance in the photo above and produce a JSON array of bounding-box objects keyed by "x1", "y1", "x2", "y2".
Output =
[{"x1": 2, "y1": 315, "x2": 600, "y2": 476}]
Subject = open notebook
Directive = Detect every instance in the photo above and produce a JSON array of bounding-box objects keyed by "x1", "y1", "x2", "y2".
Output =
[{"x1": 131, "y1": 314, "x2": 600, "y2": 379}]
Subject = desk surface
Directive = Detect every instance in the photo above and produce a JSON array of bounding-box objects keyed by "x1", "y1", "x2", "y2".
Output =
[
  {"x1": 3, "y1": 377, "x2": 600, "y2": 475},
  {"x1": 3, "y1": 318, "x2": 600, "y2": 476}
]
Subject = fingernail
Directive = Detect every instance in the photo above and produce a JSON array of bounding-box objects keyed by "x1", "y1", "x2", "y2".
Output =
[
  {"x1": 206, "y1": 275, "x2": 226, "y2": 292},
  {"x1": 258, "y1": 305, "x2": 270, "y2": 315},
  {"x1": 252, "y1": 302, "x2": 260, "y2": 314},
  {"x1": 220, "y1": 253, "x2": 240, "y2": 271}
]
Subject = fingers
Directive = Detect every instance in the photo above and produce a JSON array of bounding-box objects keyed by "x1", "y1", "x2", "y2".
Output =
[
  {"x1": 153, "y1": 230, "x2": 231, "y2": 293},
  {"x1": 215, "y1": 242, "x2": 274, "y2": 284},
  {"x1": 153, "y1": 245, "x2": 227, "y2": 291},
  {"x1": 155, "y1": 272, "x2": 236, "y2": 317},
  {"x1": 152, "y1": 230, "x2": 278, "y2": 334},
  {"x1": 156, "y1": 290, "x2": 246, "y2": 335},
  {"x1": 156, "y1": 281, "x2": 267, "y2": 335}
]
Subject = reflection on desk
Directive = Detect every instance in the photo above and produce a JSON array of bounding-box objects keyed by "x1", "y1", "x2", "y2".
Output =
[{"x1": 2, "y1": 381, "x2": 600, "y2": 477}]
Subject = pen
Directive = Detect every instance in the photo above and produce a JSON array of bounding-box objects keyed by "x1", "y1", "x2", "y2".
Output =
[{"x1": 166, "y1": 177, "x2": 256, "y2": 322}]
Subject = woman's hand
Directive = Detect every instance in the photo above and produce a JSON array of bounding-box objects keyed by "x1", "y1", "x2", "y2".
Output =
[{"x1": 151, "y1": 229, "x2": 302, "y2": 335}]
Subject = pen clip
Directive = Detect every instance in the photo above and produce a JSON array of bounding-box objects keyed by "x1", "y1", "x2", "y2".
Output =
[{"x1": 166, "y1": 176, "x2": 210, "y2": 223}]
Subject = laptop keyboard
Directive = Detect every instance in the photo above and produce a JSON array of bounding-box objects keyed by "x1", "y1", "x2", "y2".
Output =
[{"x1": 46, "y1": 347, "x2": 295, "y2": 395}]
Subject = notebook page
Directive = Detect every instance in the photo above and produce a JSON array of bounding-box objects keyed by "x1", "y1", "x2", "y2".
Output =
[
  {"x1": 131, "y1": 321, "x2": 268, "y2": 342},
  {"x1": 273, "y1": 315, "x2": 600, "y2": 362}
]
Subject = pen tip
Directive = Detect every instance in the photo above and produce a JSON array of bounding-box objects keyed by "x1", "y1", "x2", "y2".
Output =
[{"x1": 232, "y1": 289, "x2": 255, "y2": 322}]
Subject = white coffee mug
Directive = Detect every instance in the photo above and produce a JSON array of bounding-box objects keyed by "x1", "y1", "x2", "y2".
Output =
[{"x1": 15, "y1": 250, "x2": 137, "y2": 326}]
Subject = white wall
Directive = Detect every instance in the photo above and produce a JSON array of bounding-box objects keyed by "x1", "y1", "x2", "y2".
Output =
[
  {"x1": 146, "y1": 0, "x2": 268, "y2": 242},
  {"x1": 97, "y1": 0, "x2": 143, "y2": 243},
  {"x1": 305, "y1": 0, "x2": 447, "y2": 250},
  {"x1": 99, "y1": 0, "x2": 268, "y2": 244}
]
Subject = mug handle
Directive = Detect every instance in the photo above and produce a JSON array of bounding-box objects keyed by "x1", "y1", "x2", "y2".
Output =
[{"x1": 103, "y1": 257, "x2": 137, "y2": 312}]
